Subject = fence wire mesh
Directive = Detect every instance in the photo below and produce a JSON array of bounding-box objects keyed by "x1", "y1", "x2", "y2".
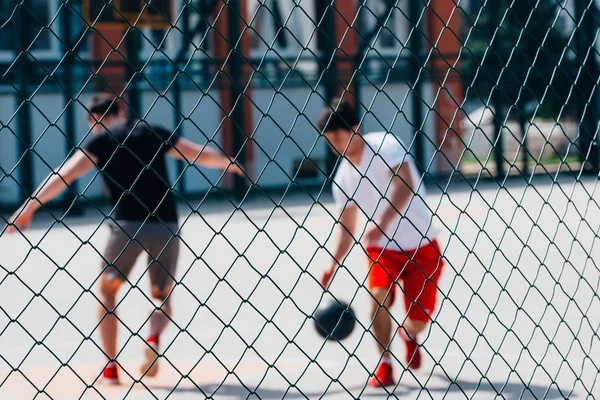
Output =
[{"x1": 0, "y1": 0, "x2": 599, "y2": 399}]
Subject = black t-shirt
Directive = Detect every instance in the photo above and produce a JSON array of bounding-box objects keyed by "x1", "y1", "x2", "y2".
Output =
[{"x1": 82, "y1": 121, "x2": 180, "y2": 222}]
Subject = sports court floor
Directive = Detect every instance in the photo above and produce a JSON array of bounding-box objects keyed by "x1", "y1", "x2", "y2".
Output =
[{"x1": 1, "y1": 175, "x2": 598, "y2": 399}]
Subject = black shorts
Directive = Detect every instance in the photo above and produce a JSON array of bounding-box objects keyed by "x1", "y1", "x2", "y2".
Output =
[{"x1": 101, "y1": 221, "x2": 180, "y2": 292}]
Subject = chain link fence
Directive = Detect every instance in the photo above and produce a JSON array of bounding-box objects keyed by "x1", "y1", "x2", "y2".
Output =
[{"x1": 0, "y1": 0, "x2": 599, "y2": 398}]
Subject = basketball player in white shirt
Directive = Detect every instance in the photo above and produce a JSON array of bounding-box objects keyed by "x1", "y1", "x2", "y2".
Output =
[{"x1": 317, "y1": 99, "x2": 445, "y2": 388}]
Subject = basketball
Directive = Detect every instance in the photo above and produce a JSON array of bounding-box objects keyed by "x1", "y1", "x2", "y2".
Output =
[{"x1": 313, "y1": 299, "x2": 356, "y2": 341}]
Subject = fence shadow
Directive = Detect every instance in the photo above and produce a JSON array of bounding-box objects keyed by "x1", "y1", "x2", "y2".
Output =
[{"x1": 149, "y1": 373, "x2": 570, "y2": 399}]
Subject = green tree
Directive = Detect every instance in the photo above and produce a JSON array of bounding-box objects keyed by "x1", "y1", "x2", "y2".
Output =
[{"x1": 461, "y1": 0, "x2": 575, "y2": 118}]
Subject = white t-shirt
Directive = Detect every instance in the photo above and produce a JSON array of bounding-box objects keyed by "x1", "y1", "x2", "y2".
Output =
[{"x1": 332, "y1": 132, "x2": 437, "y2": 251}]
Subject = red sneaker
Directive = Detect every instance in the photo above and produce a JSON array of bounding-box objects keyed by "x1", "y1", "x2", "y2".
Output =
[
  {"x1": 100, "y1": 363, "x2": 119, "y2": 385},
  {"x1": 368, "y1": 361, "x2": 395, "y2": 388},
  {"x1": 399, "y1": 329, "x2": 421, "y2": 370}
]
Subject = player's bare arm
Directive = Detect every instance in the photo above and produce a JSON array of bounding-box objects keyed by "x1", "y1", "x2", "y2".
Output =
[
  {"x1": 321, "y1": 204, "x2": 358, "y2": 288},
  {"x1": 6, "y1": 150, "x2": 97, "y2": 233},
  {"x1": 167, "y1": 138, "x2": 245, "y2": 176},
  {"x1": 363, "y1": 161, "x2": 415, "y2": 246}
]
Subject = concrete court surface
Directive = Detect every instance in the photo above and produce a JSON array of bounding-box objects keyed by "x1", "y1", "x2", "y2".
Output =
[{"x1": 0, "y1": 175, "x2": 599, "y2": 399}]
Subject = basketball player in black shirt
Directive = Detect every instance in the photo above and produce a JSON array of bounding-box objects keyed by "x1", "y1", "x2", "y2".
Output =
[{"x1": 7, "y1": 93, "x2": 244, "y2": 384}]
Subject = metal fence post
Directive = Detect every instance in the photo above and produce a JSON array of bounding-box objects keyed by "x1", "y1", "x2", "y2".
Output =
[
  {"x1": 316, "y1": 1, "x2": 339, "y2": 177},
  {"x1": 409, "y1": 0, "x2": 426, "y2": 174},
  {"x1": 227, "y1": 0, "x2": 247, "y2": 200},
  {"x1": 16, "y1": 3, "x2": 34, "y2": 202},
  {"x1": 61, "y1": 1, "x2": 83, "y2": 215},
  {"x1": 517, "y1": 103, "x2": 529, "y2": 176},
  {"x1": 125, "y1": 25, "x2": 142, "y2": 119},
  {"x1": 489, "y1": 0, "x2": 505, "y2": 179},
  {"x1": 575, "y1": 0, "x2": 600, "y2": 173}
]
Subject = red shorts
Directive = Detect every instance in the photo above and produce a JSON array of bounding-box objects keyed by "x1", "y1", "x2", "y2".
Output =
[{"x1": 366, "y1": 240, "x2": 444, "y2": 322}]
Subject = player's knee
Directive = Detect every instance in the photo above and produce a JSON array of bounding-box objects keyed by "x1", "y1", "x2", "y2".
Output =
[
  {"x1": 371, "y1": 288, "x2": 393, "y2": 309},
  {"x1": 100, "y1": 275, "x2": 121, "y2": 299},
  {"x1": 406, "y1": 319, "x2": 428, "y2": 335}
]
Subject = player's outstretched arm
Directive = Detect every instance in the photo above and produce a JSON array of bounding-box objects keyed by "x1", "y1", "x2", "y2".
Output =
[
  {"x1": 363, "y1": 161, "x2": 415, "y2": 246},
  {"x1": 322, "y1": 204, "x2": 358, "y2": 289},
  {"x1": 168, "y1": 138, "x2": 244, "y2": 176},
  {"x1": 6, "y1": 150, "x2": 97, "y2": 233}
]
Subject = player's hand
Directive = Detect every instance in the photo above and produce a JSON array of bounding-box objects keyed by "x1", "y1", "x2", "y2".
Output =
[
  {"x1": 363, "y1": 223, "x2": 386, "y2": 246},
  {"x1": 229, "y1": 162, "x2": 246, "y2": 177},
  {"x1": 6, "y1": 204, "x2": 35, "y2": 234},
  {"x1": 321, "y1": 265, "x2": 336, "y2": 289}
]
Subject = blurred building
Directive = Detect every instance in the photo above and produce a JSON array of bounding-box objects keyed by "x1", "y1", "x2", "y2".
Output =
[{"x1": 0, "y1": 0, "x2": 462, "y2": 207}]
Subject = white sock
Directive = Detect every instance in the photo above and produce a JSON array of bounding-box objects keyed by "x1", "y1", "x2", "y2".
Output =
[{"x1": 382, "y1": 353, "x2": 392, "y2": 363}]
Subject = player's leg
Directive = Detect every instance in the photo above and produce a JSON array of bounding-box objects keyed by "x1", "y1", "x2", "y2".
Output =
[
  {"x1": 98, "y1": 223, "x2": 144, "y2": 384},
  {"x1": 398, "y1": 315, "x2": 427, "y2": 370},
  {"x1": 366, "y1": 248, "x2": 400, "y2": 388},
  {"x1": 399, "y1": 239, "x2": 444, "y2": 370},
  {"x1": 139, "y1": 222, "x2": 180, "y2": 377},
  {"x1": 370, "y1": 287, "x2": 394, "y2": 359},
  {"x1": 98, "y1": 275, "x2": 122, "y2": 377},
  {"x1": 402, "y1": 319, "x2": 428, "y2": 338}
]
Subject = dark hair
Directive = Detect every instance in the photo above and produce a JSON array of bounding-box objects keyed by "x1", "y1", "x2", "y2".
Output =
[
  {"x1": 87, "y1": 93, "x2": 122, "y2": 118},
  {"x1": 316, "y1": 98, "x2": 359, "y2": 134}
]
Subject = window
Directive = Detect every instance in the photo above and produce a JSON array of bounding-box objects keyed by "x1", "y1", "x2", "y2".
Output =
[
  {"x1": 135, "y1": 1, "x2": 192, "y2": 88},
  {"x1": 27, "y1": 0, "x2": 54, "y2": 51},
  {"x1": 0, "y1": 0, "x2": 61, "y2": 58},
  {"x1": 138, "y1": 0, "x2": 186, "y2": 59},
  {"x1": 247, "y1": 0, "x2": 317, "y2": 55},
  {"x1": 246, "y1": 0, "x2": 319, "y2": 77},
  {"x1": 247, "y1": 1, "x2": 272, "y2": 52},
  {"x1": 0, "y1": 1, "x2": 16, "y2": 53},
  {"x1": 360, "y1": 0, "x2": 409, "y2": 53}
]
